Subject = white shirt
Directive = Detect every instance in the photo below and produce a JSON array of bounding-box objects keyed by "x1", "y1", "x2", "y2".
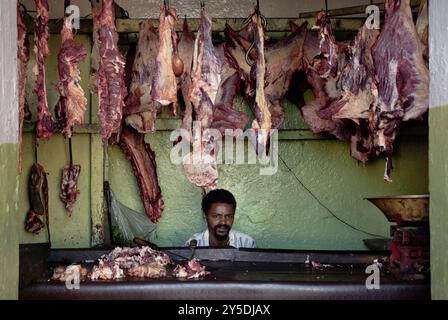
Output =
[{"x1": 185, "y1": 229, "x2": 256, "y2": 248}]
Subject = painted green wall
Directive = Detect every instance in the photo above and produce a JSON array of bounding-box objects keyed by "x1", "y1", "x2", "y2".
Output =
[
  {"x1": 0, "y1": 144, "x2": 20, "y2": 299},
  {"x1": 109, "y1": 110, "x2": 428, "y2": 250},
  {"x1": 18, "y1": 35, "x2": 92, "y2": 248},
  {"x1": 429, "y1": 106, "x2": 448, "y2": 299},
  {"x1": 19, "y1": 33, "x2": 429, "y2": 251}
]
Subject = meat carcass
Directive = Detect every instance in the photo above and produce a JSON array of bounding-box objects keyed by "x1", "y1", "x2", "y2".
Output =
[
  {"x1": 124, "y1": 20, "x2": 161, "y2": 133},
  {"x1": 177, "y1": 18, "x2": 196, "y2": 143},
  {"x1": 89, "y1": 0, "x2": 102, "y2": 93},
  {"x1": 250, "y1": 12, "x2": 271, "y2": 154},
  {"x1": 225, "y1": 18, "x2": 308, "y2": 131},
  {"x1": 371, "y1": 0, "x2": 429, "y2": 181},
  {"x1": 55, "y1": 17, "x2": 88, "y2": 138},
  {"x1": 119, "y1": 125, "x2": 164, "y2": 223},
  {"x1": 17, "y1": 4, "x2": 30, "y2": 174},
  {"x1": 151, "y1": 5, "x2": 182, "y2": 113},
  {"x1": 96, "y1": 0, "x2": 127, "y2": 142},
  {"x1": 328, "y1": 25, "x2": 380, "y2": 162},
  {"x1": 25, "y1": 163, "x2": 49, "y2": 235},
  {"x1": 59, "y1": 165, "x2": 81, "y2": 217},
  {"x1": 33, "y1": 0, "x2": 56, "y2": 141},
  {"x1": 183, "y1": 7, "x2": 221, "y2": 189}
]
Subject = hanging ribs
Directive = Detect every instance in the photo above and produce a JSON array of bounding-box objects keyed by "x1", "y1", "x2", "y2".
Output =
[
  {"x1": 55, "y1": 17, "x2": 88, "y2": 138},
  {"x1": 124, "y1": 20, "x2": 161, "y2": 133},
  {"x1": 151, "y1": 5, "x2": 181, "y2": 114},
  {"x1": 18, "y1": 4, "x2": 30, "y2": 174},
  {"x1": 33, "y1": 0, "x2": 56, "y2": 141},
  {"x1": 96, "y1": 0, "x2": 127, "y2": 142},
  {"x1": 371, "y1": 0, "x2": 429, "y2": 181},
  {"x1": 60, "y1": 164, "x2": 81, "y2": 217},
  {"x1": 119, "y1": 125, "x2": 164, "y2": 223}
]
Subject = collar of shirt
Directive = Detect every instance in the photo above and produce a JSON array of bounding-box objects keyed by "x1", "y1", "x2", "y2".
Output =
[{"x1": 202, "y1": 229, "x2": 236, "y2": 247}]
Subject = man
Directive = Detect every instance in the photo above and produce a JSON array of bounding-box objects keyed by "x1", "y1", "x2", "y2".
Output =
[{"x1": 185, "y1": 189, "x2": 256, "y2": 248}]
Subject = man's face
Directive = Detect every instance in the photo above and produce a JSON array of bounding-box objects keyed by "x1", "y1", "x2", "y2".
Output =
[{"x1": 204, "y1": 203, "x2": 235, "y2": 241}]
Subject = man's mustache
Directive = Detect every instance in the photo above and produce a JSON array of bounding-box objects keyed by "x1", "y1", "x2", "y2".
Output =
[{"x1": 214, "y1": 224, "x2": 230, "y2": 233}]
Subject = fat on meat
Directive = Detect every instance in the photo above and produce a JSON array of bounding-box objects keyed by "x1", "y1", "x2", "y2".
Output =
[{"x1": 55, "y1": 16, "x2": 88, "y2": 138}]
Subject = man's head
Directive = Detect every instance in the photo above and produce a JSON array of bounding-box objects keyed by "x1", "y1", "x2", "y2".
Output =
[{"x1": 202, "y1": 189, "x2": 236, "y2": 242}]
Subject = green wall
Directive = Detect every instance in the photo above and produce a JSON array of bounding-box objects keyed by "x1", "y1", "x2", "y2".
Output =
[
  {"x1": 429, "y1": 106, "x2": 448, "y2": 299},
  {"x1": 19, "y1": 33, "x2": 429, "y2": 250},
  {"x1": 0, "y1": 144, "x2": 20, "y2": 299}
]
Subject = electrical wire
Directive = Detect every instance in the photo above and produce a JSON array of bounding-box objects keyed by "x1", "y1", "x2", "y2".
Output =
[{"x1": 278, "y1": 154, "x2": 389, "y2": 239}]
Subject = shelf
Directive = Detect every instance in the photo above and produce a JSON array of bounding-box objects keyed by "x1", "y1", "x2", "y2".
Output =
[{"x1": 22, "y1": 121, "x2": 428, "y2": 141}]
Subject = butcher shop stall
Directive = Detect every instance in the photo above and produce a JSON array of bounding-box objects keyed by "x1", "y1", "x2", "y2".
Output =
[{"x1": 3, "y1": 0, "x2": 448, "y2": 301}]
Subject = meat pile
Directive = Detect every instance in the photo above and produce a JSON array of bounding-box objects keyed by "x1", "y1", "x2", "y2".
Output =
[
  {"x1": 51, "y1": 246, "x2": 210, "y2": 281},
  {"x1": 55, "y1": 17, "x2": 88, "y2": 138},
  {"x1": 33, "y1": 0, "x2": 56, "y2": 141},
  {"x1": 59, "y1": 165, "x2": 81, "y2": 217},
  {"x1": 119, "y1": 125, "x2": 164, "y2": 223},
  {"x1": 299, "y1": 0, "x2": 428, "y2": 181},
  {"x1": 90, "y1": 246, "x2": 171, "y2": 280},
  {"x1": 52, "y1": 264, "x2": 88, "y2": 282},
  {"x1": 173, "y1": 258, "x2": 210, "y2": 279},
  {"x1": 94, "y1": 0, "x2": 127, "y2": 142},
  {"x1": 17, "y1": 4, "x2": 31, "y2": 174},
  {"x1": 25, "y1": 163, "x2": 49, "y2": 235}
]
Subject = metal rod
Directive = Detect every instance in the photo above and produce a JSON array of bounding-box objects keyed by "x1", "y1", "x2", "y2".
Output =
[
  {"x1": 34, "y1": 130, "x2": 38, "y2": 164},
  {"x1": 69, "y1": 137, "x2": 74, "y2": 166},
  {"x1": 325, "y1": 0, "x2": 329, "y2": 12}
]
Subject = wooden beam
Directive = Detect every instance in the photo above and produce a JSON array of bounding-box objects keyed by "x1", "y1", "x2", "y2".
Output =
[
  {"x1": 25, "y1": 17, "x2": 367, "y2": 34},
  {"x1": 299, "y1": 0, "x2": 422, "y2": 18},
  {"x1": 23, "y1": 123, "x2": 100, "y2": 133}
]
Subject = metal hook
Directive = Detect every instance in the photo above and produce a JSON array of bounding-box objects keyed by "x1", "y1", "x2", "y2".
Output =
[
  {"x1": 164, "y1": 0, "x2": 170, "y2": 10},
  {"x1": 200, "y1": 1, "x2": 205, "y2": 9},
  {"x1": 245, "y1": 41, "x2": 255, "y2": 66}
]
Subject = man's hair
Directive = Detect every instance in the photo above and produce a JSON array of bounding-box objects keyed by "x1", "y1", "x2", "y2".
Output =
[{"x1": 202, "y1": 189, "x2": 237, "y2": 214}]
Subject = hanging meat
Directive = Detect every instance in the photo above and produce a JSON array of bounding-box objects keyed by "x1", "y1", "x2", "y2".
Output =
[
  {"x1": 151, "y1": 4, "x2": 182, "y2": 114},
  {"x1": 119, "y1": 125, "x2": 164, "y2": 223},
  {"x1": 95, "y1": 0, "x2": 127, "y2": 142},
  {"x1": 183, "y1": 6, "x2": 220, "y2": 189},
  {"x1": 176, "y1": 18, "x2": 196, "y2": 144},
  {"x1": 55, "y1": 16, "x2": 88, "y2": 138},
  {"x1": 25, "y1": 163, "x2": 49, "y2": 236},
  {"x1": 60, "y1": 164, "x2": 81, "y2": 217},
  {"x1": 225, "y1": 16, "x2": 308, "y2": 132},
  {"x1": 17, "y1": 4, "x2": 30, "y2": 174},
  {"x1": 249, "y1": 12, "x2": 271, "y2": 154},
  {"x1": 370, "y1": 0, "x2": 429, "y2": 181},
  {"x1": 33, "y1": 0, "x2": 56, "y2": 141},
  {"x1": 124, "y1": 20, "x2": 161, "y2": 133},
  {"x1": 89, "y1": 0, "x2": 102, "y2": 93}
]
